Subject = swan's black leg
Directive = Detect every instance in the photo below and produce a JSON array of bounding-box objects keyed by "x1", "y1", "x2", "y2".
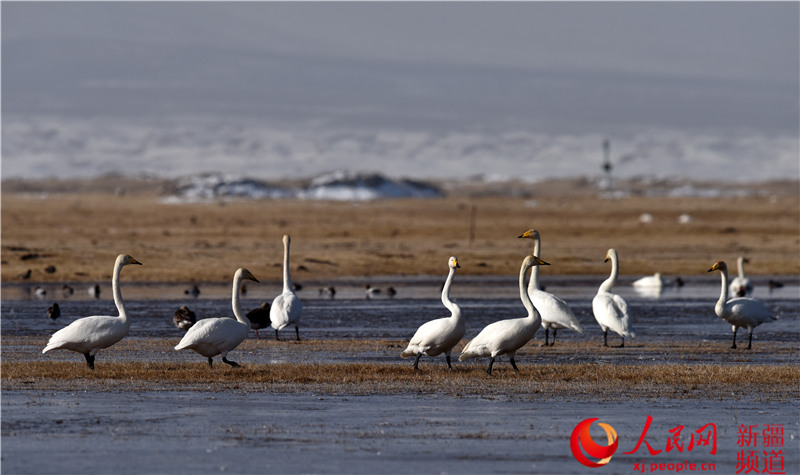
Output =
[
  {"x1": 486, "y1": 357, "x2": 495, "y2": 375},
  {"x1": 544, "y1": 328, "x2": 550, "y2": 346},
  {"x1": 603, "y1": 329, "x2": 609, "y2": 347},
  {"x1": 731, "y1": 327, "x2": 738, "y2": 349},
  {"x1": 222, "y1": 357, "x2": 240, "y2": 368},
  {"x1": 295, "y1": 326, "x2": 300, "y2": 341},
  {"x1": 83, "y1": 353, "x2": 95, "y2": 370},
  {"x1": 275, "y1": 329, "x2": 281, "y2": 341},
  {"x1": 207, "y1": 357, "x2": 213, "y2": 368},
  {"x1": 510, "y1": 357, "x2": 520, "y2": 373},
  {"x1": 619, "y1": 337, "x2": 625, "y2": 348},
  {"x1": 412, "y1": 354, "x2": 422, "y2": 371},
  {"x1": 747, "y1": 329, "x2": 753, "y2": 350},
  {"x1": 551, "y1": 329, "x2": 558, "y2": 346},
  {"x1": 254, "y1": 330, "x2": 260, "y2": 340},
  {"x1": 445, "y1": 354, "x2": 453, "y2": 371}
]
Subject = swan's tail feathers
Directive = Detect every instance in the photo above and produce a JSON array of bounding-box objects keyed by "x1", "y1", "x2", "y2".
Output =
[
  {"x1": 42, "y1": 343, "x2": 56, "y2": 354},
  {"x1": 571, "y1": 322, "x2": 585, "y2": 333},
  {"x1": 400, "y1": 348, "x2": 415, "y2": 359}
]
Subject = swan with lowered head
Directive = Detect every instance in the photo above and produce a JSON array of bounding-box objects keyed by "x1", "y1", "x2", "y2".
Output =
[
  {"x1": 174, "y1": 268, "x2": 259, "y2": 367},
  {"x1": 632, "y1": 272, "x2": 668, "y2": 288},
  {"x1": 708, "y1": 261, "x2": 775, "y2": 349},
  {"x1": 459, "y1": 255, "x2": 548, "y2": 374},
  {"x1": 401, "y1": 256, "x2": 464, "y2": 370},
  {"x1": 592, "y1": 248, "x2": 635, "y2": 347},
  {"x1": 729, "y1": 256, "x2": 753, "y2": 297},
  {"x1": 518, "y1": 229, "x2": 583, "y2": 346},
  {"x1": 42, "y1": 254, "x2": 142, "y2": 369},
  {"x1": 270, "y1": 234, "x2": 303, "y2": 341}
]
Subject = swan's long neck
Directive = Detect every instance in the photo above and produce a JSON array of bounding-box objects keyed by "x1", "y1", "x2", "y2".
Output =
[
  {"x1": 232, "y1": 273, "x2": 250, "y2": 326},
  {"x1": 520, "y1": 262, "x2": 540, "y2": 325},
  {"x1": 737, "y1": 258, "x2": 746, "y2": 279},
  {"x1": 599, "y1": 254, "x2": 619, "y2": 294},
  {"x1": 112, "y1": 258, "x2": 129, "y2": 325},
  {"x1": 529, "y1": 237, "x2": 542, "y2": 293},
  {"x1": 441, "y1": 266, "x2": 461, "y2": 320},
  {"x1": 717, "y1": 266, "x2": 730, "y2": 311},
  {"x1": 282, "y1": 238, "x2": 293, "y2": 293}
]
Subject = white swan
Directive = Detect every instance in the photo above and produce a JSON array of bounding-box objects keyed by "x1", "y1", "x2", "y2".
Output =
[
  {"x1": 729, "y1": 256, "x2": 753, "y2": 297},
  {"x1": 592, "y1": 248, "x2": 635, "y2": 347},
  {"x1": 708, "y1": 261, "x2": 775, "y2": 349},
  {"x1": 632, "y1": 272, "x2": 667, "y2": 288},
  {"x1": 270, "y1": 234, "x2": 303, "y2": 341},
  {"x1": 401, "y1": 256, "x2": 464, "y2": 370},
  {"x1": 174, "y1": 268, "x2": 259, "y2": 367},
  {"x1": 459, "y1": 255, "x2": 548, "y2": 374},
  {"x1": 42, "y1": 254, "x2": 142, "y2": 369},
  {"x1": 518, "y1": 229, "x2": 584, "y2": 346}
]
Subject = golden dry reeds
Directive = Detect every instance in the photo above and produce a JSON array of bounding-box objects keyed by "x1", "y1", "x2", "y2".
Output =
[{"x1": 4, "y1": 359, "x2": 797, "y2": 402}]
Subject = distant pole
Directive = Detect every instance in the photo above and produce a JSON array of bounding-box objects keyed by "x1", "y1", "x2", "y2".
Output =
[{"x1": 602, "y1": 139, "x2": 613, "y2": 193}]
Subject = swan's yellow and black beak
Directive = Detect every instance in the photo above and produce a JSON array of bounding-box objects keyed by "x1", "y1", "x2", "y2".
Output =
[
  {"x1": 518, "y1": 229, "x2": 535, "y2": 239},
  {"x1": 454, "y1": 259, "x2": 460, "y2": 268},
  {"x1": 532, "y1": 256, "x2": 550, "y2": 266},
  {"x1": 707, "y1": 261, "x2": 724, "y2": 272},
  {"x1": 243, "y1": 270, "x2": 260, "y2": 283},
  {"x1": 129, "y1": 256, "x2": 143, "y2": 265}
]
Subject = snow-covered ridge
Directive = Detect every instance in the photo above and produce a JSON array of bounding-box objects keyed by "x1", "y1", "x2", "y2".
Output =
[{"x1": 161, "y1": 171, "x2": 443, "y2": 203}]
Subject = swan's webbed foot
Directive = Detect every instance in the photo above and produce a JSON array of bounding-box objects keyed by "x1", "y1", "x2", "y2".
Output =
[
  {"x1": 207, "y1": 357, "x2": 214, "y2": 368},
  {"x1": 222, "y1": 357, "x2": 240, "y2": 368},
  {"x1": 412, "y1": 354, "x2": 422, "y2": 371},
  {"x1": 510, "y1": 358, "x2": 520, "y2": 373},
  {"x1": 486, "y1": 357, "x2": 495, "y2": 375},
  {"x1": 295, "y1": 326, "x2": 301, "y2": 341},
  {"x1": 83, "y1": 353, "x2": 95, "y2": 370}
]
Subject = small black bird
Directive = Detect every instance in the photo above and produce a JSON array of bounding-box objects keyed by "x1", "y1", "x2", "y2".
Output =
[
  {"x1": 47, "y1": 303, "x2": 61, "y2": 321},
  {"x1": 173, "y1": 305, "x2": 197, "y2": 331},
  {"x1": 246, "y1": 302, "x2": 271, "y2": 339}
]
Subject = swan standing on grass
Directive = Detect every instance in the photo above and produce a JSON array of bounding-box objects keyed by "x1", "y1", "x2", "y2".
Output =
[
  {"x1": 729, "y1": 256, "x2": 754, "y2": 297},
  {"x1": 708, "y1": 261, "x2": 776, "y2": 349},
  {"x1": 518, "y1": 229, "x2": 583, "y2": 346},
  {"x1": 459, "y1": 255, "x2": 548, "y2": 375},
  {"x1": 42, "y1": 254, "x2": 142, "y2": 369},
  {"x1": 271, "y1": 234, "x2": 303, "y2": 341},
  {"x1": 592, "y1": 249, "x2": 635, "y2": 347},
  {"x1": 175, "y1": 268, "x2": 259, "y2": 367},
  {"x1": 401, "y1": 256, "x2": 464, "y2": 371}
]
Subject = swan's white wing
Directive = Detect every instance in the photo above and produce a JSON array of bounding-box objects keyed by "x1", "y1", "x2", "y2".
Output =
[
  {"x1": 723, "y1": 297, "x2": 774, "y2": 328},
  {"x1": 531, "y1": 290, "x2": 583, "y2": 333},
  {"x1": 593, "y1": 292, "x2": 634, "y2": 338},
  {"x1": 43, "y1": 315, "x2": 129, "y2": 354},
  {"x1": 174, "y1": 317, "x2": 248, "y2": 356},
  {"x1": 403, "y1": 317, "x2": 465, "y2": 357},
  {"x1": 270, "y1": 291, "x2": 303, "y2": 330},
  {"x1": 459, "y1": 318, "x2": 537, "y2": 360}
]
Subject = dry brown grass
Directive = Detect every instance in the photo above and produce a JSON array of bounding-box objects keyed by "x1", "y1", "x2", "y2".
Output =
[
  {"x1": 3, "y1": 360, "x2": 797, "y2": 402},
  {"x1": 2, "y1": 179, "x2": 798, "y2": 284}
]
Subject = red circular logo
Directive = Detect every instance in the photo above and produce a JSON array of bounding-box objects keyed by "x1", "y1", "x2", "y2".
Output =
[{"x1": 570, "y1": 418, "x2": 619, "y2": 467}]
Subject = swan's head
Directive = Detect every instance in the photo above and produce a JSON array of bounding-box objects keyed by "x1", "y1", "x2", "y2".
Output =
[
  {"x1": 237, "y1": 268, "x2": 260, "y2": 283},
  {"x1": 118, "y1": 254, "x2": 143, "y2": 266},
  {"x1": 448, "y1": 256, "x2": 460, "y2": 269},
  {"x1": 283, "y1": 234, "x2": 291, "y2": 245},
  {"x1": 517, "y1": 229, "x2": 540, "y2": 240},
  {"x1": 604, "y1": 248, "x2": 618, "y2": 263},
  {"x1": 523, "y1": 255, "x2": 550, "y2": 268},
  {"x1": 738, "y1": 256, "x2": 749, "y2": 264},
  {"x1": 707, "y1": 261, "x2": 727, "y2": 273}
]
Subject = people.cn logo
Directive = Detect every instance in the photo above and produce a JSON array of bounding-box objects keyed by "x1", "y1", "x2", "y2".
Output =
[{"x1": 570, "y1": 418, "x2": 619, "y2": 468}]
